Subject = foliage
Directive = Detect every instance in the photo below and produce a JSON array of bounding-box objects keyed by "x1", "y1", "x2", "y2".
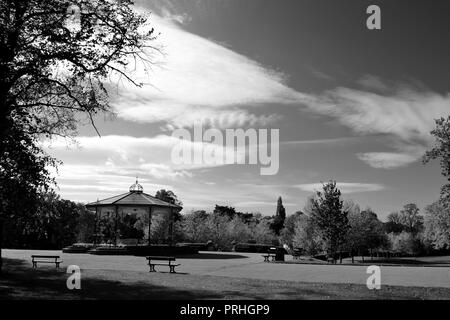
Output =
[
  {"x1": 424, "y1": 201, "x2": 450, "y2": 250},
  {"x1": 2, "y1": 190, "x2": 88, "y2": 249},
  {"x1": 346, "y1": 207, "x2": 389, "y2": 254},
  {"x1": 155, "y1": 189, "x2": 182, "y2": 207},
  {"x1": 155, "y1": 189, "x2": 183, "y2": 221},
  {"x1": 213, "y1": 205, "x2": 237, "y2": 220},
  {"x1": 279, "y1": 211, "x2": 303, "y2": 246},
  {"x1": 399, "y1": 203, "x2": 424, "y2": 234},
  {"x1": 385, "y1": 204, "x2": 424, "y2": 235},
  {"x1": 0, "y1": 0, "x2": 157, "y2": 271},
  {"x1": 179, "y1": 210, "x2": 276, "y2": 251},
  {"x1": 424, "y1": 116, "x2": 450, "y2": 203},
  {"x1": 309, "y1": 181, "x2": 349, "y2": 256},
  {"x1": 292, "y1": 214, "x2": 323, "y2": 255},
  {"x1": 388, "y1": 231, "x2": 425, "y2": 256},
  {"x1": 385, "y1": 212, "x2": 405, "y2": 234},
  {"x1": 270, "y1": 196, "x2": 286, "y2": 235},
  {"x1": 0, "y1": 0, "x2": 157, "y2": 139},
  {"x1": 118, "y1": 213, "x2": 145, "y2": 240}
]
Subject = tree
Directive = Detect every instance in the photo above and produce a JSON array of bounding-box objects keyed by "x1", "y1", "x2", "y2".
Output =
[
  {"x1": 213, "y1": 205, "x2": 237, "y2": 220},
  {"x1": 2, "y1": 191, "x2": 84, "y2": 249},
  {"x1": 346, "y1": 207, "x2": 388, "y2": 261},
  {"x1": 399, "y1": 203, "x2": 423, "y2": 234},
  {"x1": 0, "y1": 0, "x2": 156, "y2": 138},
  {"x1": 388, "y1": 231, "x2": 424, "y2": 256},
  {"x1": 424, "y1": 116, "x2": 450, "y2": 203},
  {"x1": 249, "y1": 219, "x2": 277, "y2": 245},
  {"x1": 155, "y1": 189, "x2": 183, "y2": 221},
  {"x1": 155, "y1": 189, "x2": 183, "y2": 207},
  {"x1": 309, "y1": 181, "x2": 349, "y2": 260},
  {"x1": 75, "y1": 204, "x2": 96, "y2": 243},
  {"x1": 0, "y1": 126, "x2": 56, "y2": 270},
  {"x1": 385, "y1": 205, "x2": 424, "y2": 235},
  {"x1": 204, "y1": 212, "x2": 232, "y2": 250},
  {"x1": 385, "y1": 212, "x2": 405, "y2": 234},
  {"x1": 279, "y1": 211, "x2": 303, "y2": 246},
  {"x1": 270, "y1": 196, "x2": 286, "y2": 235},
  {"x1": 424, "y1": 201, "x2": 450, "y2": 250},
  {"x1": 180, "y1": 210, "x2": 210, "y2": 243},
  {"x1": 292, "y1": 214, "x2": 322, "y2": 255},
  {"x1": 0, "y1": 0, "x2": 156, "y2": 272}
]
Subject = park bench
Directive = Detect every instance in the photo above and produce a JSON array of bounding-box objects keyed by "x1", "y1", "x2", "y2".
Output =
[
  {"x1": 146, "y1": 256, "x2": 180, "y2": 273},
  {"x1": 292, "y1": 248, "x2": 302, "y2": 260},
  {"x1": 31, "y1": 255, "x2": 63, "y2": 269},
  {"x1": 261, "y1": 254, "x2": 276, "y2": 262}
]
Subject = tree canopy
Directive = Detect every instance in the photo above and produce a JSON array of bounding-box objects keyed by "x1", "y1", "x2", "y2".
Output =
[
  {"x1": 0, "y1": 0, "x2": 157, "y2": 273},
  {"x1": 424, "y1": 116, "x2": 450, "y2": 204},
  {"x1": 309, "y1": 181, "x2": 349, "y2": 258}
]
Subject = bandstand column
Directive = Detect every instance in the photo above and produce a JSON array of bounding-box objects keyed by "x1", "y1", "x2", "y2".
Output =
[
  {"x1": 114, "y1": 205, "x2": 118, "y2": 247},
  {"x1": 94, "y1": 206, "x2": 98, "y2": 247},
  {"x1": 168, "y1": 208, "x2": 174, "y2": 246},
  {"x1": 148, "y1": 206, "x2": 152, "y2": 245}
]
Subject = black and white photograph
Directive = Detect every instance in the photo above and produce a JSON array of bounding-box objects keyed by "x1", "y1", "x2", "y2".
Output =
[{"x1": 1, "y1": 0, "x2": 450, "y2": 310}]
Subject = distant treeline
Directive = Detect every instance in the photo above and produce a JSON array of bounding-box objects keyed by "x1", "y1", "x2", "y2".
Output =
[{"x1": 3, "y1": 184, "x2": 450, "y2": 259}]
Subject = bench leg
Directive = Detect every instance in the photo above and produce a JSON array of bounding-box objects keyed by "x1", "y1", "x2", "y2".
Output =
[
  {"x1": 149, "y1": 264, "x2": 156, "y2": 272},
  {"x1": 32, "y1": 262, "x2": 37, "y2": 268},
  {"x1": 169, "y1": 265, "x2": 176, "y2": 274},
  {"x1": 56, "y1": 262, "x2": 60, "y2": 269}
]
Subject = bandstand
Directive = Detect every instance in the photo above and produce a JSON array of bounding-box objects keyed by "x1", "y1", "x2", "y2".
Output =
[{"x1": 86, "y1": 180, "x2": 182, "y2": 247}]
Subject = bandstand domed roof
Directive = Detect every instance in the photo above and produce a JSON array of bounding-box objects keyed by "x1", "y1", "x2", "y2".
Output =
[
  {"x1": 86, "y1": 179, "x2": 182, "y2": 210},
  {"x1": 129, "y1": 179, "x2": 144, "y2": 193}
]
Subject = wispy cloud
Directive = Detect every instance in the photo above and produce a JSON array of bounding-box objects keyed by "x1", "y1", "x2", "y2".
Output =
[
  {"x1": 282, "y1": 137, "x2": 359, "y2": 146},
  {"x1": 294, "y1": 182, "x2": 385, "y2": 194},
  {"x1": 303, "y1": 81, "x2": 450, "y2": 168},
  {"x1": 356, "y1": 152, "x2": 419, "y2": 169},
  {"x1": 108, "y1": 11, "x2": 304, "y2": 129}
]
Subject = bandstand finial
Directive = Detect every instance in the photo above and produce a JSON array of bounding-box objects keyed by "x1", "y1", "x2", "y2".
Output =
[{"x1": 130, "y1": 177, "x2": 143, "y2": 193}]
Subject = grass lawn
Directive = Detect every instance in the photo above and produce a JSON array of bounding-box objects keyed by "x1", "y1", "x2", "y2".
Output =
[{"x1": 1, "y1": 258, "x2": 450, "y2": 300}]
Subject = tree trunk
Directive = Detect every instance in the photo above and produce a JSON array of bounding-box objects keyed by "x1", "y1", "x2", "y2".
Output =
[{"x1": 0, "y1": 218, "x2": 3, "y2": 275}]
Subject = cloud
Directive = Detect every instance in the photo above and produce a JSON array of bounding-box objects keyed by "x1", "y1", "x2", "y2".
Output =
[
  {"x1": 307, "y1": 86, "x2": 448, "y2": 144},
  {"x1": 160, "y1": 7, "x2": 192, "y2": 25},
  {"x1": 45, "y1": 134, "x2": 249, "y2": 175},
  {"x1": 303, "y1": 82, "x2": 450, "y2": 168},
  {"x1": 282, "y1": 137, "x2": 359, "y2": 147},
  {"x1": 357, "y1": 75, "x2": 389, "y2": 92},
  {"x1": 356, "y1": 152, "x2": 419, "y2": 169},
  {"x1": 107, "y1": 11, "x2": 306, "y2": 129},
  {"x1": 294, "y1": 182, "x2": 385, "y2": 194}
]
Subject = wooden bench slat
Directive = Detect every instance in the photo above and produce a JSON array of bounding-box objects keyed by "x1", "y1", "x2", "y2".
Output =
[
  {"x1": 31, "y1": 255, "x2": 63, "y2": 269},
  {"x1": 146, "y1": 256, "x2": 179, "y2": 273}
]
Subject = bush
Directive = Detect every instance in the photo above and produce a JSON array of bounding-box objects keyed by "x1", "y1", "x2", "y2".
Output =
[{"x1": 388, "y1": 231, "x2": 425, "y2": 256}]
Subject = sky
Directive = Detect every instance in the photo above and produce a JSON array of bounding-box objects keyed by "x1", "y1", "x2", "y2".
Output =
[{"x1": 45, "y1": 0, "x2": 450, "y2": 220}]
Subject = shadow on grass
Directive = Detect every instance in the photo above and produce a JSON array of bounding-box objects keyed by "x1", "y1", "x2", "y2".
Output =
[
  {"x1": 2, "y1": 258, "x2": 450, "y2": 300},
  {"x1": 179, "y1": 253, "x2": 248, "y2": 260},
  {"x1": 0, "y1": 258, "x2": 222, "y2": 300},
  {"x1": 355, "y1": 258, "x2": 450, "y2": 266}
]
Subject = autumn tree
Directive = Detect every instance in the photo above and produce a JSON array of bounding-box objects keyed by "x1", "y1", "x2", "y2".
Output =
[{"x1": 0, "y1": 0, "x2": 157, "y2": 272}]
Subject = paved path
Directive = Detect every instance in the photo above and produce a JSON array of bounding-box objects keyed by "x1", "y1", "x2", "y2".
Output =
[{"x1": 4, "y1": 249, "x2": 450, "y2": 288}]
